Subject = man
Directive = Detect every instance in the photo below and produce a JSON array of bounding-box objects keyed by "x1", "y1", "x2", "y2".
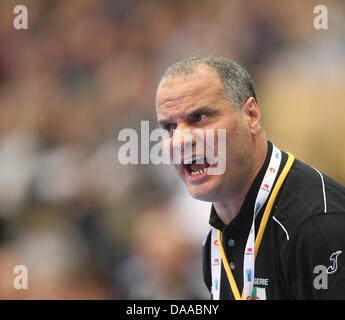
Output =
[{"x1": 155, "y1": 55, "x2": 345, "y2": 300}]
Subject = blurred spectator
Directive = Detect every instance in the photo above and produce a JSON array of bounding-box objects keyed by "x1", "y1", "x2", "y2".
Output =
[{"x1": 115, "y1": 204, "x2": 209, "y2": 299}]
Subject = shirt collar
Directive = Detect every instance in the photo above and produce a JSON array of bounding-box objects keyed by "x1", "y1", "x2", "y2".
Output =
[{"x1": 209, "y1": 140, "x2": 273, "y2": 232}]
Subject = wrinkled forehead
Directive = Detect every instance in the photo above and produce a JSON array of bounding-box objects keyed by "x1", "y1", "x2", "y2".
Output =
[{"x1": 155, "y1": 66, "x2": 224, "y2": 111}]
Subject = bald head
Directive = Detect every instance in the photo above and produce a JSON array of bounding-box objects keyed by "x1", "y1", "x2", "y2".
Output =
[{"x1": 158, "y1": 55, "x2": 257, "y2": 110}]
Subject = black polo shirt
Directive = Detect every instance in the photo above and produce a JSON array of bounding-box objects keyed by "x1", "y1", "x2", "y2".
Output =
[{"x1": 203, "y1": 141, "x2": 345, "y2": 299}]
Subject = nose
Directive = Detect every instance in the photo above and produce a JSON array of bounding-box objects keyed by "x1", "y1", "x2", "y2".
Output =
[{"x1": 171, "y1": 125, "x2": 196, "y2": 162}]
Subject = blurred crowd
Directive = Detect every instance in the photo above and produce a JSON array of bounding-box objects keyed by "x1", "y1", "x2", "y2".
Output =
[{"x1": 0, "y1": 0, "x2": 344, "y2": 299}]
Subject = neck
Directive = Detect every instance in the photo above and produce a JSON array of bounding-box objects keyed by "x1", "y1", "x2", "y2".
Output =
[{"x1": 213, "y1": 137, "x2": 268, "y2": 225}]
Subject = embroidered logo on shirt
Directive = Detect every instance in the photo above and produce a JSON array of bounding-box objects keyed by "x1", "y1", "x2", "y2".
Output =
[
  {"x1": 327, "y1": 250, "x2": 342, "y2": 274},
  {"x1": 313, "y1": 250, "x2": 342, "y2": 290}
]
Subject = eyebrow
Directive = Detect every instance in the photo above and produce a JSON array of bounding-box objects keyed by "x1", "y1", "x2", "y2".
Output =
[
  {"x1": 158, "y1": 105, "x2": 217, "y2": 127},
  {"x1": 184, "y1": 105, "x2": 216, "y2": 118},
  {"x1": 158, "y1": 119, "x2": 170, "y2": 128}
]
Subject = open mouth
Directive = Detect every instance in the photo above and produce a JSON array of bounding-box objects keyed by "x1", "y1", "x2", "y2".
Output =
[{"x1": 183, "y1": 157, "x2": 211, "y2": 177}]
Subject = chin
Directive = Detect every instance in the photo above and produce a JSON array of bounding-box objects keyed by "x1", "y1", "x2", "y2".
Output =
[{"x1": 187, "y1": 185, "x2": 219, "y2": 202}]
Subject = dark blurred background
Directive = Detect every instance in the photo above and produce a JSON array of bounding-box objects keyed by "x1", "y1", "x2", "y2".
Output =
[{"x1": 0, "y1": 0, "x2": 344, "y2": 299}]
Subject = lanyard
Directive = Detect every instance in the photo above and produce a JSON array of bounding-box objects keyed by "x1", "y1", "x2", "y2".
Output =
[{"x1": 211, "y1": 146, "x2": 295, "y2": 300}]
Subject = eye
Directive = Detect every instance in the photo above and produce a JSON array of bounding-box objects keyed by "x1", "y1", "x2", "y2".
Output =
[
  {"x1": 163, "y1": 123, "x2": 175, "y2": 133},
  {"x1": 194, "y1": 113, "x2": 207, "y2": 122}
]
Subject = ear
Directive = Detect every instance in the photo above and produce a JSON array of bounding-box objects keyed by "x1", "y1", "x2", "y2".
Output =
[{"x1": 241, "y1": 97, "x2": 262, "y2": 135}]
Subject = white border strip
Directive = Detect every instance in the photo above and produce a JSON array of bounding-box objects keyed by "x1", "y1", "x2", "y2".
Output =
[
  {"x1": 312, "y1": 167, "x2": 327, "y2": 213},
  {"x1": 272, "y1": 216, "x2": 290, "y2": 241}
]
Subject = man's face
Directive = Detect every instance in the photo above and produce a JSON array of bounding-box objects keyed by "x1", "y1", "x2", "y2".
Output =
[{"x1": 155, "y1": 65, "x2": 255, "y2": 202}]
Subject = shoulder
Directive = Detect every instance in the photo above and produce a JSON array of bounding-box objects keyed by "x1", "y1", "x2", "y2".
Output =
[
  {"x1": 272, "y1": 156, "x2": 345, "y2": 243},
  {"x1": 270, "y1": 157, "x2": 345, "y2": 299}
]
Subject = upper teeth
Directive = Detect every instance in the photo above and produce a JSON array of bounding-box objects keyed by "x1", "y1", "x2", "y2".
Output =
[{"x1": 191, "y1": 168, "x2": 207, "y2": 176}]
